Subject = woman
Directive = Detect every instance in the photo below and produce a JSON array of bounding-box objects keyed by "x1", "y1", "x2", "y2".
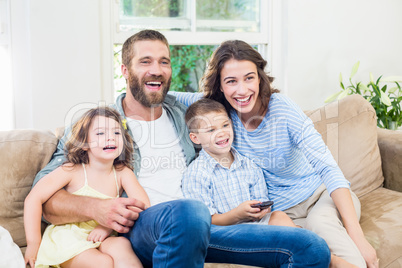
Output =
[{"x1": 173, "y1": 40, "x2": 378, "y2": 268}]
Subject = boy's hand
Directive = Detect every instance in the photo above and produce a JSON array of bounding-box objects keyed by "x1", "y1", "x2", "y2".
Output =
[
  {"x1": 235, "y1": 201, "x2": 270, "y2": 222},
  {"x1": 87, "y1": 225, "x2": 114, "y2": 242},
  {"x1": 24, "y1": 245, "x2": 38, "y2": 268}
]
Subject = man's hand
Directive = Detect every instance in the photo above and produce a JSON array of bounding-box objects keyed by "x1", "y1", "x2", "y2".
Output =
[
  {"x1": 87, "y1": 225, "x2": 113, "y2": 242},
  {"x1": 42, "y1": 190, "x2": 147, "y2": 233},
  {"x1": 92, "y1": 197, "x2": 146, "y2": 233}
]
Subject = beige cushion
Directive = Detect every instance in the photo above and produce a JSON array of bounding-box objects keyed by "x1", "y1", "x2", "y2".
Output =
[
  {"x1": 0, "y1": 130, "x2": 58, "y2": 247},
  {"x1": 305, "y1": 94, "x2": 384, "y2": 197},
  {"x1": 359, "y1": 187, "x2": 402, "y2": 268}
]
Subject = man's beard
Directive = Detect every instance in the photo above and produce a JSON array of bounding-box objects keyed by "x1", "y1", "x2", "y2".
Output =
[{"x1": 128, "y1": 71, "x2": 171, "y2": 107}]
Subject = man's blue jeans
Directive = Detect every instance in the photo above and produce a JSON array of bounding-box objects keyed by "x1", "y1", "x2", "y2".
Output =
[{"x1": 124, "y1": 199, "x2": 331, "y2": 268}]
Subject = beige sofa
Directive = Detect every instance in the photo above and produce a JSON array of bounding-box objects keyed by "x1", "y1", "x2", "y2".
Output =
[{"x1": 1, "y1": 94, "x2": 402, "y2": 268}]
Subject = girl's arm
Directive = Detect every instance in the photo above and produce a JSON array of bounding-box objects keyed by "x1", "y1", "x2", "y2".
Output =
[
  {"x1": 24, "y1": 166, "x2": 73, "y2": 266},
  {"x1": 120, "y1": 167, "x2": 150, "y2": 208},
  {"x1": 86, "y1": 167, "x2": 149, "y2": 243},
  {"x1": 331, "y1": 188, "x2": 378, "y2": 268}
]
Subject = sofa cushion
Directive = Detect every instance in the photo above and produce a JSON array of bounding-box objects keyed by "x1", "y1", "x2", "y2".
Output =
[
  {"x1": 305, "y1": 94, "x2": 384, "y2": 197},
  {"x1": 0, "y1": 130, "x2": 58, "y2": 247},
  {"x1": 359, "y1": 187, "x2": 402, "y2": 268}
]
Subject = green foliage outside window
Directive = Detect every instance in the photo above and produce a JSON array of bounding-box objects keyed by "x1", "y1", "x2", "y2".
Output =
[
  {"x1": 122, "y1": 0, "x2": 182, "y2": 17},
  {"x1": 169, "y1": 45, "x2": 215, "y2": 92},
  {"x1": 121, "y1": 0, "x2": 253, "y2": 19}
]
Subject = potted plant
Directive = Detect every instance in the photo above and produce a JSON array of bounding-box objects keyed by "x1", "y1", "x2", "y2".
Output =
[{"x1": 325, "y1": 62, "x2": 402, "y2": 130}]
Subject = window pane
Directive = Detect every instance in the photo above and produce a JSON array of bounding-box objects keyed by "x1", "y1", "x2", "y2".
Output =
[
  {"x1": 196, "y1": 0, "x2": 260, "y2": 32},
  {"x1": 118, "y1": 0, "x2": 261, "y2": 33},
  {"x1": 119, "y1": 0, "x2": 190, "y2": 31}
]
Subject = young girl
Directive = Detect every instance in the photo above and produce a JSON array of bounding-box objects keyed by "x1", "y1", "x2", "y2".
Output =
[{"x1": 24, "y1": 107, "x2": 150, "y2": 268}]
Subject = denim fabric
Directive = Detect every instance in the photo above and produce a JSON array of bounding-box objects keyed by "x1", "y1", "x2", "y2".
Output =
[
  {"x1": 123, "y1": 199, "x2": 211, "y2": 268},
  {"x1": 124, "y1": 199, "x2": 330, "y2": 268},
  {"x1": 207, "y1": 224, "x2": 331, "y2": 268}
]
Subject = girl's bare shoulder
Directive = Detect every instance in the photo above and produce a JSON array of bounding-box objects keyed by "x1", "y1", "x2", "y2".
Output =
[
  {"x1": 115, "y1": 165, "x2": 136, "y2": 180},
  {"x1": 58, "y1": 163, "x2": 83, "y2": 175}
]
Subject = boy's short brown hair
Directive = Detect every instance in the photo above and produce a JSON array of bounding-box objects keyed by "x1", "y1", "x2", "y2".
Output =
[{"x1": 185, "y1": 99, "x2": 229, "y2": 132}]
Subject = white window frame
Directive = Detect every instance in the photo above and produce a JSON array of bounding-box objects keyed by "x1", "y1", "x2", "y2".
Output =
[
  {"x1": 100, "y1": 0, "x2": 285, "y2": 104},
  {"x1": 113, "y1": 0, "x2": 269, "y2": 45}
]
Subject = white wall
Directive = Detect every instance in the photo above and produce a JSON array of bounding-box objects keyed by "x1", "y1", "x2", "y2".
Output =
[
  {"x1": 11, "y1": 0, "x2": 104, "y2": 130},
  {"x1": 9, "y1": 0, "x2": 402, "y2": 130},
  {"x1": 0, "y1": 0, "x2": 14, "y2": 131},
  {"x1": 283, "y1": 0, "x2": 402, "y2": 110}
]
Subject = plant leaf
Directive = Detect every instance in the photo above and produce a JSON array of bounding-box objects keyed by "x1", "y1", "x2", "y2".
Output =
[
  {"x1": 376, "y1": 75, "x2": 383, "y2": 85},
  {"x1": 339, "y1": 73, "x2": 344, "y2": 89},
  {"x1": 338, "y1": 90, "x2": 349, "y2": 100},
  {"x1": 358, "y1": 83, "x2": 370, "y2": 94},
  {"x1": 325, "y1": 91, "x2": 343, "y2": 103},
  {"x1": 370, "y1": 73, "x2": 374, "y2": 84},
  {"x1": 388, "y1": 87, "x2": 398, "y2": 94},
  {"x1": 380, "y1": 91, "x2": 392, "y2": 106},
  {"x1": 381, "y1": 76, "x2": 402, "y2": 82},
  {"x1": 350, "y1": 61, "x2": 360, "y2": 79}
]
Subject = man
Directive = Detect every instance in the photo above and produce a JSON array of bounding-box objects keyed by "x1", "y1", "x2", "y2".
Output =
[{"x1": 34, "y1": 30, "x2": 331, "y2": 268}]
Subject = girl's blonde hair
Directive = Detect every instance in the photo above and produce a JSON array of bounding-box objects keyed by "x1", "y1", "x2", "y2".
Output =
[{"x1": 65, "y1": 107, "x2": 134, "y2": 170}]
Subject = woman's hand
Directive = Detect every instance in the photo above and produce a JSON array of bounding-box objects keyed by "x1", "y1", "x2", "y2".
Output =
[
  {"x1": 331, "y1": 188, "x2": 378, "y2": 268},
  {"x1": 351, "y1": 232, "x2": 378, "y2": 268}
]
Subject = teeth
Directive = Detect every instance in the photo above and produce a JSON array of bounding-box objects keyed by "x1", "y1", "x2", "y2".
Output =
[
  {"x1": 235, "y1": 96, "x2": 251, "y2": 103},
  {"x1": 146, "y1": 81, "x2": 161, "y2": 85},
  {"x1": 216, "y1": 139, "x2": 228, "y2": 145}
]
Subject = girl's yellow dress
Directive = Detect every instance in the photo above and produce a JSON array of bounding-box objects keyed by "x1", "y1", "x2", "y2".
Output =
[{"x1": 35, "y1": 164, "x2": 119, "y2": 268}]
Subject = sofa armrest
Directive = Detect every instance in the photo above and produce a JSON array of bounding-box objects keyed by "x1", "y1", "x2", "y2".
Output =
[{"x1": 377, "y1": 128, "x2": 402, "y2": 192}]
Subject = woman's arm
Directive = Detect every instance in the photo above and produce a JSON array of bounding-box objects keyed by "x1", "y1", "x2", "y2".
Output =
[
  {"x1": 331, "y1": 188, "x2": 378, "y2": 268},
  {"x1": 169, "y1": 91, "x2": 203, "y2": 107},
  {"x1": 283, "y1": 96, "x2": 378, "y2": 267}
]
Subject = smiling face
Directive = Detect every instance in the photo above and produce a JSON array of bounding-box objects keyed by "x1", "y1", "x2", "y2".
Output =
[
  {"x1": 220, "y1": 59, "x2": 262, "y2": 118},
  {"x1": 124, "y1": 40, "x2": 172, "y2": 107},
  {"x1": 189, "y1": 111, "x2": 234, "y2": 161},
  {"x1": 86, "y1": 115, "x2": 124, "y2": 163}
]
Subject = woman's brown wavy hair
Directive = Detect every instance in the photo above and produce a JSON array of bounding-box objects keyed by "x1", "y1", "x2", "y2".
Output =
[
  {"x1": 65, "y1": 107, "x2": 134, "y2": 170},
  {"x1": 200, "y1": 40, "x2": 279, "y2": 114}
]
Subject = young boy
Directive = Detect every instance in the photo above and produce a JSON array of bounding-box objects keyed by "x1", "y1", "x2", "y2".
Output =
[{"x1": 182, "y1": 99, "x2": 296, "y2": 227}]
